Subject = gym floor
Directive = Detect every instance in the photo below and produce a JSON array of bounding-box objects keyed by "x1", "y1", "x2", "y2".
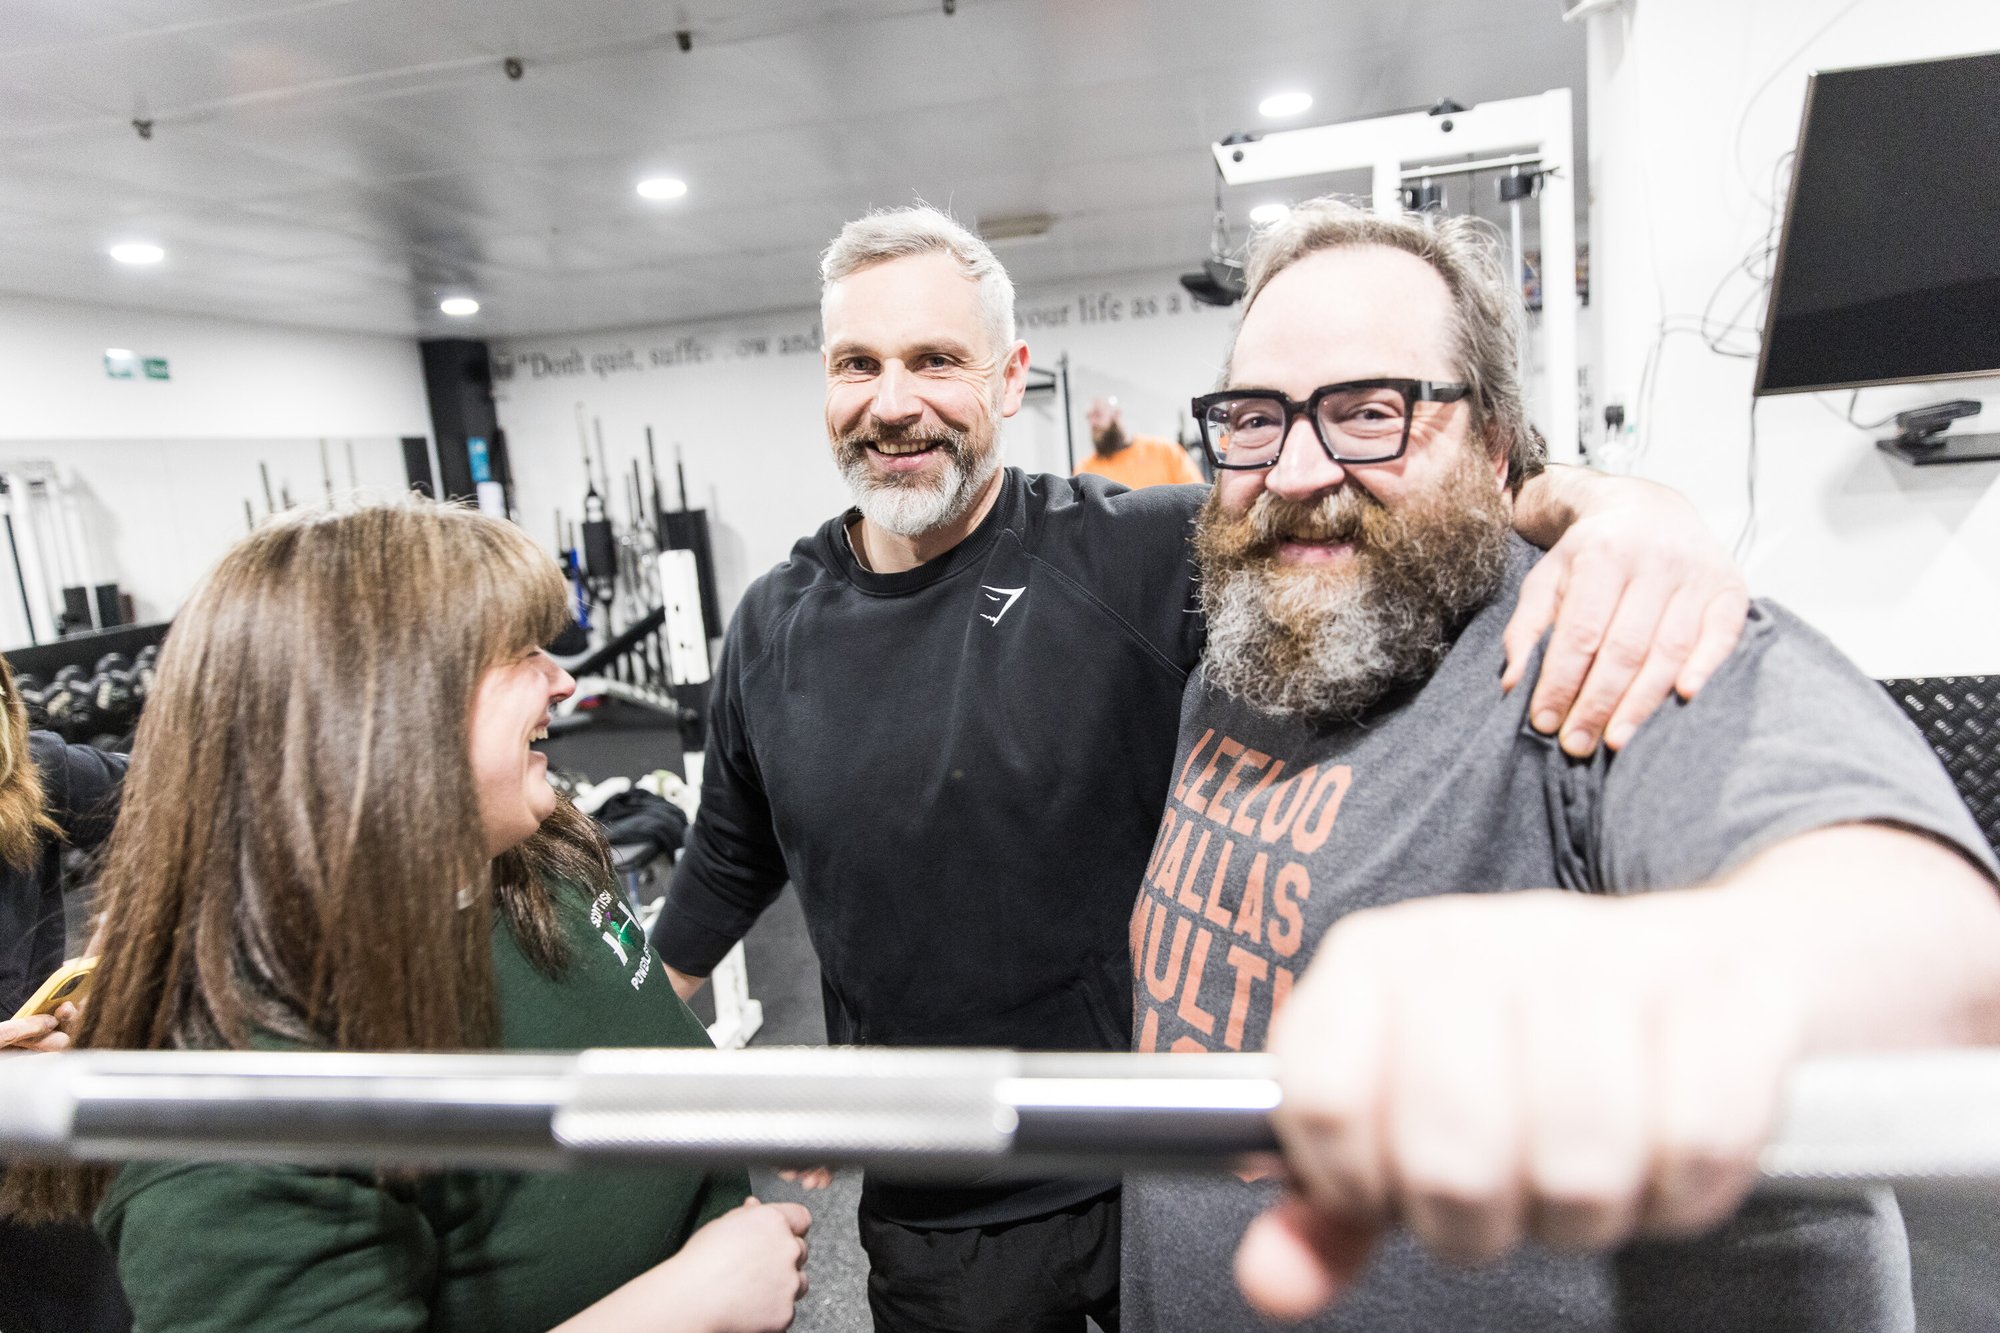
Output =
[{"x1": 687, "y1": 884, "x2": 874, "y2": 1333}]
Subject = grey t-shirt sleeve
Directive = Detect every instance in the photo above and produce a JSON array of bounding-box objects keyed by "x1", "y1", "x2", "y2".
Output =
[{"x1": 1589, "y1": 602, "x2": 1998, "y2": 892}]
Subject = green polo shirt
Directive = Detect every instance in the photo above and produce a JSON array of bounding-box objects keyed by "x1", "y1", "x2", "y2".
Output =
[{"x1": 97, "y1": 885, "x2": 748, "y2": 1331}]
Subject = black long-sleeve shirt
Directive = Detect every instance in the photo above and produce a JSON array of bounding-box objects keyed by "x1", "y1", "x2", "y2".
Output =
[
  {"x1": 0, "y1": 732, "x2": 127, "y2": 1015},
  {"x1": 655, "y1": 469, "x2": 1204, "y2": 1226}
]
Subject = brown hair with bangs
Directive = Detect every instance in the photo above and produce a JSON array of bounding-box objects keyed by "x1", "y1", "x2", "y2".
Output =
[{"x1": 3, "y1": 500, "x2": 611, "y2": 1222}]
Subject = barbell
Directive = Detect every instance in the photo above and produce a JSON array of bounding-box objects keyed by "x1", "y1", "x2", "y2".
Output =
[{"x1": 3, "y1": 1047, "x2": 1998, "y2": 1189}]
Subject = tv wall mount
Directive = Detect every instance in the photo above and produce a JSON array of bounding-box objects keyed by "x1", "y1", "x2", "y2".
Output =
[{"x1": 1877, "y1": 399, "x2": 2000, "y2": 468}]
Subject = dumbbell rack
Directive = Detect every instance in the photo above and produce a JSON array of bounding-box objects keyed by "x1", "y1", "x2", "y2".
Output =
[{"x1": 5, "y1": 622, "x2": 169, "y2": 749}]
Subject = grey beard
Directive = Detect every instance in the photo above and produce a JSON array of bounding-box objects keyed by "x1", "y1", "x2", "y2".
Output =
[
  {"x1": 836, "y1": 429, "x2": 1000, "y2": 539},
  {"x1": 1195, "y1": 455, "x2": 1511, "y2": 723}
]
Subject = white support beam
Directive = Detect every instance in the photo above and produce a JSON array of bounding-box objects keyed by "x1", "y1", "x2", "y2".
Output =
[
  {"x1": 675, "y1": 749, "x2": 765, "y2": 1051},
  {"x1": 706, "y1": 941, "x2": 765, "y2": 1051},
  {"x1": 1214, "y1": 94, "x2": 1561, "y2": 188},
  {"x1": 1537, "y1": 89, "x2": 1580, "y2": 465}
]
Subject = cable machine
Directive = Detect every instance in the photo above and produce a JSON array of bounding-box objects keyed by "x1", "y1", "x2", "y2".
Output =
[{"x1": 0, "y1": 462, "x2": 113, "y2": 644}]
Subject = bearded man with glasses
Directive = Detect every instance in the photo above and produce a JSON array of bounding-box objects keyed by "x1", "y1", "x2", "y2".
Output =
[{"x1": 1123, "y1": 195, "x2": 2000, "y2": 1333}]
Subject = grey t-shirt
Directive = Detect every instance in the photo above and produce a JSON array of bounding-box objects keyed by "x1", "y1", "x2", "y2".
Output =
[{"x1": 1124, "y1": 537, "x2": 1995, "y2": 1333}]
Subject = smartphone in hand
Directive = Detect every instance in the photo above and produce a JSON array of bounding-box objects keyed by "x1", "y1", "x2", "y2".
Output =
[{"x1": 12, "y1": 956, "x2": 96, "y2": 1023}]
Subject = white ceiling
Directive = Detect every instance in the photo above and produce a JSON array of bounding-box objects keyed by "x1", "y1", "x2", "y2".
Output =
[{"x1": 0, "y1": 0, "x2": 1586, "y2": 340}]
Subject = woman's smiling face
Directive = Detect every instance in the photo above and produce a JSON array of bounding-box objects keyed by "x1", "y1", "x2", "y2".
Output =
[{"x1": 469, "y1": 648, "x2": 574, "y2": 858}]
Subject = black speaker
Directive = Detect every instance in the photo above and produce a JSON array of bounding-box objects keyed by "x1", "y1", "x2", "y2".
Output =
[
  {"x1": 419, "y1": 340, "x2": 511, "y2": 507},
  {"x1": 93, "y1": 583, "x2": 125, "y2": 628},
  {"x1": 401, "y1": 436, "x2": 435, "y2": 499},
  {"x1": 59, "y1": 587, "x2": 91, "y2": 634}
]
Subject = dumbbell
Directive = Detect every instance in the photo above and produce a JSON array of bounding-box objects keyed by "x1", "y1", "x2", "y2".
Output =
[
  {"x1": 12, "y1": 673, "x2": 48, "y2": 728},
  {"x1": 91, "y1": 669, "x2": 137, "y2": 732},
  {"x1": 41, "y1": 681, "x2": 97, "y2": 739},
  {"x1": 132, "y1": 645, "x2": 160, "y2": 702}
]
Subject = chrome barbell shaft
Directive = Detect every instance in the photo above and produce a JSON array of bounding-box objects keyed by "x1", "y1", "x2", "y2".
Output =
[{"x1": 4, "y1": 1048, "x2": 2000, "y2": 1186}]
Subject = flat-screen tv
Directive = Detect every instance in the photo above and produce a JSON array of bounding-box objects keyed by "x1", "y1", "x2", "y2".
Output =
[{"x1": 1755, "y1": 50, "x2": 2000, "y2": 397}]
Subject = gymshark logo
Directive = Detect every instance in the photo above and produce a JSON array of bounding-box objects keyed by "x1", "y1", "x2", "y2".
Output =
[{"x1": 979, "y1": 585, "x2": 1025, "y2": 626}]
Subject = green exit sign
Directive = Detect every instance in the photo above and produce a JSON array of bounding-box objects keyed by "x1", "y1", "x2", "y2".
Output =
[{"x1": 104, "y1": 349, "x2": 170, "y2": 380}]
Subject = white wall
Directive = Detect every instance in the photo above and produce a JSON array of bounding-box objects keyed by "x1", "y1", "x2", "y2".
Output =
[
  {"x1": 1586, "y1": 0, "x2": 2000, "y2": 676},
  {"x1": 491, "y1": 268, "x2": 1244, "y2": 625},
  {"x1": 0, "y1": 294, "x2": 427, "y2": 637},
  {"x1": 0, "y1": 294, "x2": 428, "y2": 441}
]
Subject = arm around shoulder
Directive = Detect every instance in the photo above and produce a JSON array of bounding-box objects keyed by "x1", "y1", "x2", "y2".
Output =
[{"x1": 1503, "y1": 464, "x2": 1748, "y2": 756}]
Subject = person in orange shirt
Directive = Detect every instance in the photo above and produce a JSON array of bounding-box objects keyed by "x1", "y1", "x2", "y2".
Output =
[{"x1": 1075, "y1": 395, "x2": 1206, "y2": 487}]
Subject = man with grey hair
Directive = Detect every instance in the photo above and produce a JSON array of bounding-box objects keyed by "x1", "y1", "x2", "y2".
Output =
[
  {"x1": 817, "y1": 208, "x2": 1018, "y2": 545},
  {"x1": 1124, "y1": 195, "x2": 2000, "y2": 1333},
  {"x1": 656, "y1": 203, "x2": 1753, "y2": 1331}
]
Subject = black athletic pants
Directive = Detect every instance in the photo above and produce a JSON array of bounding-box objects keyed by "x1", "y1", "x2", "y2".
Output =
[
  {"x1": 857, "y1": 1192, "x2": 1120, "y2": 1333},
  {"x1": 0, "y1": 1217, "x2": 133, "y2": 1333}
]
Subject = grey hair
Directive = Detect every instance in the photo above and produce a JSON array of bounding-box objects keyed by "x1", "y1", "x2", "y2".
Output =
[
  {"x1": 1235, "y1": 196, "x2": 1546, "y2": 494},
  {"x1": 819, "y1": 206, "x2": 1017, "y2": 357}
]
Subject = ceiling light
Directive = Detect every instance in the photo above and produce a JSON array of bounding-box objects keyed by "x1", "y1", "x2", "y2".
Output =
[
  {"x1": 439, "y1": 297, "x2": 480, "y2": 317},
  {"x1": 636, "y1": 176, "x2": 688, "y2": 200},
  {"x1": 1249, "y1": 202, "x2": 1290, "y2": 225},
  {"x1": 109, "y1": 242, "x2": 164, "y2": 265},
  {"x1": 1258, "y1": 91, "x2": 1313, "y2": 120}
]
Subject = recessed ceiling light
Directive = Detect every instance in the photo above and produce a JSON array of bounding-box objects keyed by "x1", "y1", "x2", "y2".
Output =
[
  {"x1": 636, "y1": 176, "x2": 688, "y2": 201},
  {"x1": 1258, "y1": 91, "x2": 1313, "y2": 120},
  {"x1": 1249, "y1": 202, "x2": 1290, "y2": 225},
  {"x1": 109, "y1": 242, "x2": 164, "y2": 265},
  {"x1": 439, "y1": 297, "x2": 480, "y2": 317}
]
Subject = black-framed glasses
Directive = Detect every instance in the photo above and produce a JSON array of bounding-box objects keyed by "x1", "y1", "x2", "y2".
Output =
[{"x1": 1190, "y1": 379, "x2": 1471, "y2": 469}]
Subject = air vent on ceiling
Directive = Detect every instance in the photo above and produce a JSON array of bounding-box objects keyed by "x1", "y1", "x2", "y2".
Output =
[{"x1": 976, "y1": 213, "x2": 1057, "y2": 246}]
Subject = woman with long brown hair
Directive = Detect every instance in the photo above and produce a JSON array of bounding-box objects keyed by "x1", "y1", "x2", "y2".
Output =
[
  {"x1": 0, "y1": 653, "x2": 130, "y2": 1333},
  {"x1": 2, "y1": 501, "x2": 810, "y2": 1332},
  {"x1": 0, "y1": 655, "x2": 122, "y2": 1052}
]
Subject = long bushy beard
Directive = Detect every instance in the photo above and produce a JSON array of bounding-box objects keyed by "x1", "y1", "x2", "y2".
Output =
[
  {"x1": 1093, "y1": 421, "x2": 1128, "y2": 457},
  {"x1": 1193, "y1": 450, "x2": 1513, "y2": 723},
  {"x1": 835, "y1": 422, "x2": 1000, "y2": 538}
]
